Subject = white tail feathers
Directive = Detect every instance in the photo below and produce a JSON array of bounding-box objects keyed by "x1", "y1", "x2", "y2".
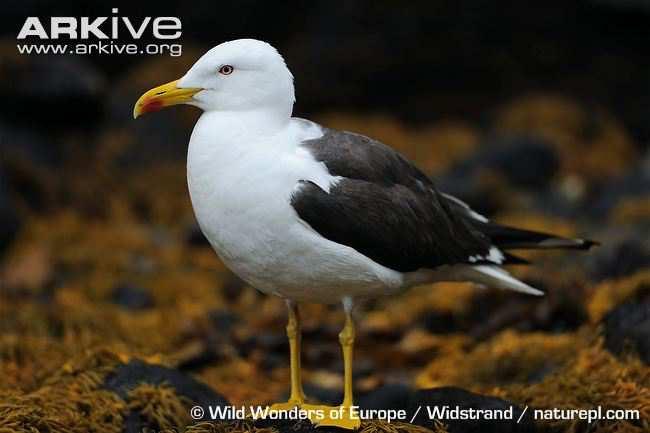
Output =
[{"x1": 467, "y1": 265, "x2": 544, "y2": 296}]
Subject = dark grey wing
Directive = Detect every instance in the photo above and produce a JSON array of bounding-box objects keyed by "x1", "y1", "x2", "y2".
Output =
[
  {"x1": 302, "y1": 128, "x2": 434, "y2": 187},
  {"x1": 292, "y1": 128, "x2": 497, "y2": 272},
  {"x1": 291, "y1": 179, "x2": 494, "y2": 272}
]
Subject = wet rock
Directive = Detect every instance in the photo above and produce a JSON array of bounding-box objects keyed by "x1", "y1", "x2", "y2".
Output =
[
  {"x1": 479, "y1": 135, "x2": 560, "y2": 189},
  {"x1": 418, "y1": 310, "x2": 463, "y2": 334},
  {"x1": 437, "y1": 134, "x2": 560, "y2": 217},
  {"x1": 0, "y1": 168, "x2": 21, "y2": 255},
  {"x1": 0, "y1": 123, "x2": 60, "y2": 168},
  {"x1": 301, "y1": 383, "x2": 342, "y2": 406},
  {"x1": 0, "y1": 124, "x2": 59, "y2": 212},
  {"x1": 588, "y1": 156, "x2": 650, "y2": 218},
  {"x1": 358, "y1": 383, "x2": 412, "y2": 412},
  {"x1": 104, "y1": 359, "x2": 229, "y2": 426},
  {"x1": 446, "y1": 135, "x2": 559, "y2": 189},
  {"x1": 407, "y1": 387, "x2": 536, "y2": 433},
  {"x1": 603, "y1": 288, "x2": 650, "y2": 364},
  {"x1": 240, "y1": 331, "x2": 289, "y2": 365},
  {"x1": 421, "y1": 289, "x2": 586, "y2": 340},
  {"x1": 436, "y1": 172, "x2": 506, "y2": 218},
  {"x1": 586, "y1": 234, "x2": 650, "y2": 282},
  {"x1": 208, "y1": 309, "x2": 240, "y2": 333},
  {"x1": 110, "y1": 283, "x2": 154, "y2": 310},
  {"x1": 0, "y1": 50, "x2": 105, "y2": 130},
  {"x1": 177, "y1": 310, "x2": 241, "y2": 371}
]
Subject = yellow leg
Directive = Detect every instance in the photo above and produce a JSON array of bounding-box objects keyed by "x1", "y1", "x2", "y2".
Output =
[
  {"x1": 302, "y1": 298, "x2": 360, "y2": 430},
  {"x1": 270, "y1": 301, "x2": 305, "y2": 410},
  {"x1": 340, "y1": 309, "x2": 355, "y2": 409}
]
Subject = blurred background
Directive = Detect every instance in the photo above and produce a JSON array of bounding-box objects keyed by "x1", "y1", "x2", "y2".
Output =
[{"x1": 1, "y1": 2, "x2": 649, "y2": 433}]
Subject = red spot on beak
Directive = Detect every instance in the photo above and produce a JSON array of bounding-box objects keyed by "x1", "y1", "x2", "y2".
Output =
[{"x1": 141, "y1": 99, "x2": 164, "y2": 114}]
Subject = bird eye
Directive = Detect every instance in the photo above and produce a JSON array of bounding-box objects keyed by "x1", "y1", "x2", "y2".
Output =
[{"x1": 219, "y1": 65, "x2": 234, "y2": 75}]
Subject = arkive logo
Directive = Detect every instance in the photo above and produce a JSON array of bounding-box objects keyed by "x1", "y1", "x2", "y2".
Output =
[
  {"x1": 18, "y1": 8, "x2": 181, "y2": 40},
  {"x1": 16, "y1": 8, "x2": 183, "y2": 56}
]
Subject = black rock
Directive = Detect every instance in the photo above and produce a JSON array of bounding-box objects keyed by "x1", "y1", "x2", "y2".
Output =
[
  {"x1": 437, "y1": 135, "x2": 560, "y2": 217},
  {"x1": 104, "y1": 359, "x2": 229, "y2": 429},
  {"x1": 419, "y1": 310, "x2": 464, "y2": 334},
  {"x1": 467, "y1": 288, "x2": 587, "y2": 339},
  {"x1": 358, "y1": 383, "x2": 412, "y2": 412},
  {"x1": 420, "y1": 288, "x2": 586, "y2": 341},
  {"x1": 104, "y1": 359, "x2": 228, "y2": 403},
  {"x1": 0, "y1": 55, "x2": 105, "y2": 130},
  {"x1": 110, "y1": 283, "x2": 154, "y2": 310},
  {"x1": 407, "y1": 387, "x2": 536, "y2": 433},
  {"x1": 0, "y1": 168, "x2": 21, "y2": 255},
  {"x1": 483, "y1": 135, "x2": 560, "y2": 190},
  {"x1": 0, "y1": 123, "x2": 60, "y2": 168},
  {"x1": 603, "y1": 288, "x2": 650, "y2": 364},
  {"x1": 176, "y1": 309, "x2": 241, "y2": 371},
  {"x1": 450, "y1": 135, "x2": 560, "y2": 190},
  {"x1": 436, "y1": 172, "x2": 502, "y2": 218},
  {"x1": 588, "y1": 156, "x2": 650, "y2": 218},
  {"x1": 208, "y1": 309, "x2": 240, "y2": 333},
  {"x1": 587, "y1": 235, "x2": 650, "y2": 282}
]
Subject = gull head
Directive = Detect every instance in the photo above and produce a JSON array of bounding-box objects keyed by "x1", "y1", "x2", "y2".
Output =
[{"x1": 133, "y1": 39, "x2": 295, "y2": 119}]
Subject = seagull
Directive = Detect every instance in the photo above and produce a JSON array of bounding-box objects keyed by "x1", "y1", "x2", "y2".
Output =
[{"x1": 133, "y1": 39, "x2": 595, "y2": 429}]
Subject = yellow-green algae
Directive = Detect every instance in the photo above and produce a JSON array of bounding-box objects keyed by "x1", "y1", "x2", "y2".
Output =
[{"x1": 0, "y1": 104, "x2": 648, "y2": 432}]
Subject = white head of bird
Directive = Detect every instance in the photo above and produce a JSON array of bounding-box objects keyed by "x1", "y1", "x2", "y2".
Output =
[{"x1": 133, "y1": 39, "x2": 295, "y2": 120}]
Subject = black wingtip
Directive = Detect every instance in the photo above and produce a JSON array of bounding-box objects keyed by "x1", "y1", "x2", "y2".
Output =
[{"x1": 580, "y1": 239, "x2": 600, "y2": 250}]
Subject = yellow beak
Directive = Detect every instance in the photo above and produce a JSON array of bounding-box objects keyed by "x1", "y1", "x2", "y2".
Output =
[{"x1": 133, "y1": 79, "x2": 201, "y2": 119}]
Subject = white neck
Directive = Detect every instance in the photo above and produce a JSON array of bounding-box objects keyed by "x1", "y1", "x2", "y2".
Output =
[{"x1": 187, "y1": 107, "x2": 292, "y2": 183}]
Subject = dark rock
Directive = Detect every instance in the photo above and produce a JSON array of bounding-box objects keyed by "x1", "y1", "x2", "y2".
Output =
[
  {"x1": 407, "y1": 387, "x2": 536, "y2": 433},
  {"x1": 421, "y1": 288, "x2": 586, "y2": 339},
  {"x1": 471, "y1": 290, "x2": 586, "y2": 338},
  {"x1": 586, "y1": 235, "x2": 650, "y2": 282},
  {"x1": 0, "y1": 123, "x2": 60, "y2": 167},
  {"x1": 481, "y1": 135, "x2": 560, "y2": 189},
  {"x1": 603, "y1": 288, "x2": 650, "y2": 364},
  {"x1": 104, "y1": 359, "x2": 228, "y2": 403},
  {"x1": 177, "y1": 346, "x2": 221, "y2": 372},
  {"x1": 449, "y1": 135, "x2": 559, "y2": 190},
  {"x1": 437, "y1": 135, "x2": 559, "y2": 217},
  {"x1": 0, "y1": 168, "x2": 21, "y2": 255},
  {"x1": 177, "y1": 310, "x2": 241, "y2": 371},
  {"x1": 109, "y1": 284, "x2": 154, "y2": 310},
  {"x1": 436, "y1": 171, "x2": 504, "y2": 218},
  {"x1": 0, "y1": 124, "x2": 59, "y2": 212},
  {"x1": 240, "y1": 331, "x2": 288, "y2": 362},
  {"x1": 302, "y1": 383, "x2": 342, "y2": 406},
  {"x1": 358, "y1": 383, "x2": 412, "y2": 412},
  {"x1": 104, "y1": 359, "x2": 229, "y2": 426},
  {"x1": 208, "y1": 309, "x2": 240, "y2": 333},
  {"x1": 0, "y1": 54, "x2": 105, "y2": 130},
  {"x1": 588, "y1": 156, "x2": 650, "y2": 218},
  {"x1": 419, "y1": 310, "x2": 463, "y2": 334}
]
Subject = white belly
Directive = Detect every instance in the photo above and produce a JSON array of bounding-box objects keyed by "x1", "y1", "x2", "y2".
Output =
[{"x1": 186, "y1": 117, "x2": 405, "y2": 304}]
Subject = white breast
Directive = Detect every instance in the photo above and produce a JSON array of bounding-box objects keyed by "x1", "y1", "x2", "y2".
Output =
[{"x1": 186, "y1": 113, "x2": 405, "y2": 303}]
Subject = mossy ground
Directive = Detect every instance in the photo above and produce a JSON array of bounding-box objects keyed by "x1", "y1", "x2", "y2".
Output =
[{"x1": 1, "y1": 100, "x2": 648, "y2": 432}]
